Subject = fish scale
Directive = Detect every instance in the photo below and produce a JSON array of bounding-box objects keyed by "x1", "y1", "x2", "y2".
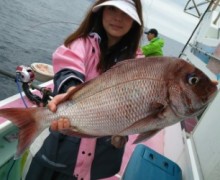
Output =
[
  {"x1": 0, "y1": 56, "x2": 217, "y2": 158},
  {"x1": 71, "y1": 58, "x2": 166, "y2": 101},
  {"x1": 55, "y1": 79, "x2": 168, "y2": 135}
]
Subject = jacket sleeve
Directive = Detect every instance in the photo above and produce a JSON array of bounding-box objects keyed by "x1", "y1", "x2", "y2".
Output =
[
  {"x1": 136, "y1": 47, "x2": 145, "y2": 58},
  {"x1": 53, "y1": 68, "x2": 85, "y2": 95},
  {"x1": 52, "y1": 39, "x2": 87, "y2": 94},
  {"x1": 141, "y1": 38, "x2": 164, "y2": 56}
]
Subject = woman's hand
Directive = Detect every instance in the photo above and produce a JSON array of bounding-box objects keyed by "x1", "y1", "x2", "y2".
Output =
[
  {"x1": 50, "y1": 117, "x2": 71, "y2": 131},
  {"x1": 48, "y1": 93, "x2": 68, "y2": 112},
  {"x1": 48, "y1": 86, "x2": 76, "y2": 112},
  {"x1": 48, "y1": 87, "x2": 75, "y2": 130},
  {"x1": 111, "y1": 136, "x2": 128, "y2": 148}
]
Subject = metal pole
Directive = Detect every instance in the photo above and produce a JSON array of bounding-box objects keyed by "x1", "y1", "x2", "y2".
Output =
[
  {"x1": 211, "y1": 0, "x2": 220, "y2": 10},
  {"x1": 213, "y1": 12, "x2": 220, "y2": 24},
  {"x1": 179, "y1": 0, "x2": 216, "y2": 58}
]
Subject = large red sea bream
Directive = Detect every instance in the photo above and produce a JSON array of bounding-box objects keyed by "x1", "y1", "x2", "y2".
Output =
[{"x1": 0, "y1": 57, "x2": 217, "y2": 158}]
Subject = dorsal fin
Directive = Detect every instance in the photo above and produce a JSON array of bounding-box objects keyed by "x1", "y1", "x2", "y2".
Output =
[
  {"x1": 108, "y1": 58, "x2": 136, "y2": 70},
  {"x1": 107, "y1": 56, "x2": 173, "y2": 72},
  {"x1": 64, "y1": 81, "x2": 91, "y2": 100}
]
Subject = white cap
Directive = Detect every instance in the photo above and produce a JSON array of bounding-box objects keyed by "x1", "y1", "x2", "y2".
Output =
[{"x1": 92, "y1": 0, "x2": 141, "y2": 25}]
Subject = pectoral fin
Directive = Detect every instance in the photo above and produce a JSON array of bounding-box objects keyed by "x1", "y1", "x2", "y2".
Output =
[
  {"x1": 133, "y1": 129, "x2": 161, "y2": 144},
  {"x1": 119, "y1": 102, "x2": 165, "y2": 135},
  {"x1": 64, "y1": 83, "x2": 87, "y2": 100},
  {"x1": 60, "y1": 127, "x2": 97, "y2": 138}
]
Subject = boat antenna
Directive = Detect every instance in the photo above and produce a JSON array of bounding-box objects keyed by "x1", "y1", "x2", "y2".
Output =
[{"x1": 178, "y1": 0, "x2": 216, "y2": 58}]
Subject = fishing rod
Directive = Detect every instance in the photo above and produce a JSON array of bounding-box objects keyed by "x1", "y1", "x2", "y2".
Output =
[
  {"x1": 178, "y1": 0, "x2": 216, "y2": 58},
  {"x1": 0, "y1": 66, "x2": 52, "y2": 107},
  {"x1": 0, "y1": 21, "x2": 81, "y2": 106}
]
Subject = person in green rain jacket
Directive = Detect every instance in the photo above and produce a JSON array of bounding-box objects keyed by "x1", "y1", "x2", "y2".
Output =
[{"x1": 141, "y1": 28, "x2": 164, "y2": 57}]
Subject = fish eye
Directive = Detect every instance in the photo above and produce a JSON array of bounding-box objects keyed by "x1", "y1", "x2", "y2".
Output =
[{"x1": 187, "y1": 74, "x2": 200, "y2": 85}]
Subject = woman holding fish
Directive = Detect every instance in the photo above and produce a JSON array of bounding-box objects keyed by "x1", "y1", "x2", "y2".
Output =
[
  {"x1": 0, "y1": 0, "x2": 217, "y2": 179},
  {"x1": 22, "y1": 0, "x2": 144, "y2": 179}
]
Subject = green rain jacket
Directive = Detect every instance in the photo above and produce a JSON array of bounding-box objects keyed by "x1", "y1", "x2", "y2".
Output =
[{"x1": 141, "y1": 37, "x2": 164, "y2": 57}]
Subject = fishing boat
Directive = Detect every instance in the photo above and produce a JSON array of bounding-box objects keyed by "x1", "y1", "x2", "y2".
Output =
[{"x1": 0, "y1": 0, "x2": 220, "y2": 179}]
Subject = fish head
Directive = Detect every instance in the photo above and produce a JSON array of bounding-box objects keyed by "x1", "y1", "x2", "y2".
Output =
[{"x1": 167, "y1": 59, "x2": 218, "y2": 118}]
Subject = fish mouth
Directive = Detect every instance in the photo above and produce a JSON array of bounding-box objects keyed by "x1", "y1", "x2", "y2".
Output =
[
  {"x1": 171, "y1": 103, "x2": 208, "y2": 119},
  {"x1": 171, "y1": 86, "x2": 217, "y2": 119},
  {"x1": 186, "y1": 104, "x2": 208, "y2": 117}
]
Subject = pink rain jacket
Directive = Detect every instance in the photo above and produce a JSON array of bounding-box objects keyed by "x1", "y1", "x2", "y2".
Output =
[
  {"x1": 52, "y1": 32, "x2": 143, "y2": 180},
  {"x1": 53, "y1": 32, "x2": 101, "y2": 82},
  {"x1": 53, "y1": 33, "x2": 101, "y2": 180}
]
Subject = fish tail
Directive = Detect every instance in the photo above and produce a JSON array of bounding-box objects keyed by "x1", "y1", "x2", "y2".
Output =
[{"x1": 0, "y1": 107, "x2": 40, "y2": 159}]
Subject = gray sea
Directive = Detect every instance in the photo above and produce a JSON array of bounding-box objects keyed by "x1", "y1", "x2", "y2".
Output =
[{"x1": 0, "y1": 0, "x2": 183, "y2": 100}]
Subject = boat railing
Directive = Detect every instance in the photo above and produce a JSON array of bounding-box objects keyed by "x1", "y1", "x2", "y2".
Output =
[
  {"x1": 189, "y1": 43, "x2": 220, "y2": 61},
  {"x1": 184, "y1": 0, "x2": 210, "y2": 18},
  {"x1": 184, "y1": 0, "x2": 220, "y2": 18},
  {"x1": 213, "y1": 10, "x2": 220, "y2": 24},
  {"x1": 180, "y1": 46, "x2": 219, "y2": 82}
]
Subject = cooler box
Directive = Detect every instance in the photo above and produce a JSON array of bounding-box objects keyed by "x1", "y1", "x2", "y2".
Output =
[{"x1": 122, "y1": 144, "x2": 182, "y2": 180}]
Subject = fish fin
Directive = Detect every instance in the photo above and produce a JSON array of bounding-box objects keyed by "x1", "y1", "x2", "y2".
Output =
[
  {"x1": 0, "y1": 107, "x2": 40, "y2": 159},
  {"x1": 65, "y1": 82, "x2": 91, "y2": 100},
  {"x1": 119, "y1": 102, "x2": 165, "y2": 135},
  {"x1": 133, "y1": 129, "x2": 161, "y2": 144},
  {"x1": 150, "y1": 102, "x2": 165, "y2": 110},
  {"x1": 60, "y1": 128, "x2": 97, "y2": 138},
  {"x1": 118, "y1": 116, "x2": 154, "y2": 137},
  {"x1": 107, "y1": 57, "x2": 167, "y2": 71}
]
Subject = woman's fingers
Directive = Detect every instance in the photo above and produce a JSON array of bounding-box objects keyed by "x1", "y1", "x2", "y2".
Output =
[
  {"x1": 48, "y1": 87, "x2": 76, "y2": 112},
  {"x1": 48, "y1": 102, "x2": 56, "y2": 112},
  {"x1": 51, "y1": 121, "x2": 58, "y2": 131},
  {"x1": 63, "y1": 118, "x2": 71, "y2": 129},
  {"x1": 58, "y1": 119, "x2": 65, "y2": 130},
  {"x1": 51, "y1": 118, "x2": 71, "y2": 131},
  {"x1": 49, "y1": 86, "x2": 75, "y2": 130},
  {"x1": 48, "y1": 93, "x2": 66, "y2": 112}
]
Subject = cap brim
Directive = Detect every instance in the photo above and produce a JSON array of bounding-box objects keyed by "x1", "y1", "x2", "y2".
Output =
[{"x1": 92, "y1": 1, "x2": 141, "y2": 25}]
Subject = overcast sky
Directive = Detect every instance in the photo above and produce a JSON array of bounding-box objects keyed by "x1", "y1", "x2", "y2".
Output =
[{"x1": 141, "y1": 0, "x2": 201, "y2": 44}]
